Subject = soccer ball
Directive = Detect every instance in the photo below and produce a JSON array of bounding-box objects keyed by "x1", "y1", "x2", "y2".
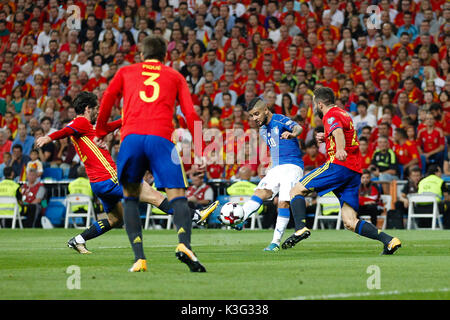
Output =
[{"x1": 219, "y1": 202, "x2": 244, "y2": 226}]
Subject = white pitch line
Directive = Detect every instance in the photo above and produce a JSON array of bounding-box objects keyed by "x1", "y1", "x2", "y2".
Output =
[{"x1": 288, "y1": 287, "x2": 450, "y2": 300}]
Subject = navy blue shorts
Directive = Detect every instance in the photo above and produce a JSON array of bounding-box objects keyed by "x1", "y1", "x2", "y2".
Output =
[
  {"x1": 117, "y1": 134, "x2": 188, "y2": 189},
  {"x1": 300, "y1": 162, "x2": 361, "y2": 211},
  {"x1": 90, "y1": 179, "x2": 123, "y2": 213}
]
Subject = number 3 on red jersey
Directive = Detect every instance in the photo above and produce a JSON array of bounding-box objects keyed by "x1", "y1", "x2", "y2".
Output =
[{"x1": 140, "y1": 72, "x2": 160, "y2": 103}]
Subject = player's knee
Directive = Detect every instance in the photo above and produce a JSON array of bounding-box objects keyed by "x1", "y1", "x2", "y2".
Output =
[
  {"x1": 343, "y1": 219, "x2": 355, "y2": 231},
  {"x1": 107, "y1": 215, "x2": 123, "y2": 227},
  {"x1": 289, "y1": 183, "x2": 307, "y2": 199}
]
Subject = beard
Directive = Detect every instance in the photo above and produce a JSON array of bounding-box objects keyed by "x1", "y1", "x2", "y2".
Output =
[{"x1": 316, "y1": 109, "x2": 323, "y2": 119}]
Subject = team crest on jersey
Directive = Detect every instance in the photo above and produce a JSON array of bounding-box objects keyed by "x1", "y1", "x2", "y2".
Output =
[{"x1": 327, "y1": 117, "x2": 335, "y2": 124}]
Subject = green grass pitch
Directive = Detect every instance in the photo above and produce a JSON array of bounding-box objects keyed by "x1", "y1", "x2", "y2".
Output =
[{"x1": 0, "y1": 228, "x2": 449, "y2": 300}]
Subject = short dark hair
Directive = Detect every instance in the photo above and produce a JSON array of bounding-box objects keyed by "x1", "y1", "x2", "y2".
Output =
[
  {"x1": 429, "y1": 103, "x2": 442, "y2": 112},
  {"x1": 246, "y1": 97, "x2": 264, "y2": 112},
  {"x1": 73, "y1": 91, "x2": 98, "y2": 115},
  {"x1": 40, "y1": 116, "x2": 52, "y2": 124},
  {"x1": 395, "y1": 127, "x2": 407, "y2": 139},
  {"x1": 357, "y1": 100, "x2": 368, "y2": 108},
  {"x1": 359, "y1": 136, "x2": 368, "y2": 143},
  {"x1": 3, "y1": 166, "x2": 14, "y2": 178},
  {"x1": 313, "y1": 87, "x2": 335, "y2": 105},
  {"x1": 427, "y1": 164, "x2": 441, "y2": 176},
  {"x1": 12, "y1": 144, "x2": 22, "y2": 151},
  {"x1": 141, "y1": 35, "x2": 167, "y2": 62},
  {"x1": 306, "y1": 140, "x2": 318, "y2": 149},
  {"x1": 410, "y1": 166, "x2": 421, "y2": 175}
]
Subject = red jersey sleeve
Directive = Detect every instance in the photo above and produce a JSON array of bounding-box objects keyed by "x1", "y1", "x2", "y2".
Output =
[
  {"x1": 103, "y1": 119, "x2": 122, "y2": 134},
  {"x1": 323, "y1": 109, "x2": 344, "y2": 137},
  {"x1": 49, "y1": 117, "x2": 90, "y2": 140},
  {"x1": 97, "y1": 69, "x2": 124, "y2": 138},
  {"x1": 176, "y1": 73, "x2": 205, "y2": 157}
]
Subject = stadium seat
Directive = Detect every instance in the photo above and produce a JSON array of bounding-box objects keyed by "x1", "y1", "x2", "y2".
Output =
[
  {"x1": 0, "y1": 196, "x2": 23, "y2": 229},
  {"x1": 144, "y1": 204, "x2": 173, "y2": 230},
  {"x1": 43, "y1": 167, "x2": 64, "y2": 181},
  {"x1": 229, "y1": 195, "x2": 262, "y2": 230},
  {"x1": 312, "y1": 196, "x2": 342, "y2": 230},
  {"x1": 64, "y1": 194, "x2": 95, "y2": 229},
  {"x1": 358, "y1": 194, "x2": 391, "y2": 230},
  {"x1": 407, "y1": 193, "x2": 443, "y2": 230},
  {"x1": 44, "y1": 197, "x2": 66, "y2": 227}
]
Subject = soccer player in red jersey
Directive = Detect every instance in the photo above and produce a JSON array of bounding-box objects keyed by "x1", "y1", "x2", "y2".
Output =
[
  {"x1": 282, "y1": 87, "x2": 401, "y2": 255},
  {"x1": 96, "y1": 36, "x2": 206, "y2": 272},
  {"x1": 36, "y1": 92, "x2": 218, "y2": 255}
]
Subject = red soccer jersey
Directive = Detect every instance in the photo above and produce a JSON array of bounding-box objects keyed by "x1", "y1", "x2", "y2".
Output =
[
  {"x1": 417, "y1": 127, "x2": 445, "y2": 153},
  {"x1": 48, "y1": 117, "x2": 121, "y2": 183},
  {"x1": 323, "y1": 106, "x2": 362, "y2": 173},
  {"x1": 303, "y1": 151, "x2": 327, "y2": 168},
  {"x1": 360, "y1": 151, "x2": 372, "y2": 170},
  {"x1": 97, "y1": 59, "x2": 202, "y2": 149},
  {"x1": 393, "y1": 140, "x2": 420, "y2": 166}
]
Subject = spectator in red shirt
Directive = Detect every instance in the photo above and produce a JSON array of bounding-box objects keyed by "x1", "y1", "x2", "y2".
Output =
[
  {"x1": 86, "y1": 66, "x2": 107, "y2": 92},
  {"x1": 317, "y1": 67, "x2": 339, "y2": 95},
  {"x1": 393, "y1": 127, "x2": 421, "y2": 177},
  {"x1": 358, "y1": 169, "x2": 382, "y2": 226},
  {"x1": 302, "y1": 140, "x2": 326, "y2": 169},
  {"x1": 359, "y1": 137, "x2": 372, "y2": 170},
  {"x1": 417, "y1": 112, "x2": 446, "y2": 169}
]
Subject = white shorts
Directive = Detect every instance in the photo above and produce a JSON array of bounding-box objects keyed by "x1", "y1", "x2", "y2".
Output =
[{"x1": 255, "y1": 164, "x2": 303, "y2": 202}]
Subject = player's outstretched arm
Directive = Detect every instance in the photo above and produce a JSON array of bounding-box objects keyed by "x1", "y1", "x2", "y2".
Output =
[{"x1": 36, "y1": 126, "x2": 76, "y2": 147}]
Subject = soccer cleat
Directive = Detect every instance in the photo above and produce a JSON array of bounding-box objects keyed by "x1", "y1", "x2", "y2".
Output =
[
  {"x1": 175, "y1": 243, "x2": 206, "y2": 272},
  {"x1": 281, "y1": 227, "x2": 311, "y2": 249},
  {"x1": 263, "y1": 243, "x2": 280, "y2": 252},
  {"x1": 128, "y1": 259, "x2": 147, "y2": 272},
  {"x1": 381, "y1": 237, "x2": 402, "y2": 255},
  {"x1": 195, "y1": 200, "x2": 219, "y2": 225},
  {"x1": 67, "y1": 237, "x2": 92, "y2": 254}
]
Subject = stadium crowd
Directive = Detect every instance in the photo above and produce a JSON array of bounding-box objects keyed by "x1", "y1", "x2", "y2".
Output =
[{"x1": 0, "y1": 0, "x2": 450, "y2": 228}]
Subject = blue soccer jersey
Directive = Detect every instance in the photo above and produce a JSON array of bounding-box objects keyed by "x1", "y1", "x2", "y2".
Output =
[{"x1": 260, "y1": 114, "x2": 304, "y2": 168}]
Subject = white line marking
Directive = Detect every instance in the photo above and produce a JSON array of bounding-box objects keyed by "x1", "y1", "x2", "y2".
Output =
[{"x1": 288, "y1": 287, "x2": 450, "y2": 300}]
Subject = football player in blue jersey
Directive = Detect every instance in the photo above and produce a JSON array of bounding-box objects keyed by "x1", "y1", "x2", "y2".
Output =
[{"x1": 231, "y1": 97, "x2": 306, "y2": 251}]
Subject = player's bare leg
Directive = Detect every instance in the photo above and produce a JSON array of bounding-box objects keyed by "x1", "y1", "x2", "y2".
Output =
[
  {"x1": 122, "y1": 183, "x2": 147, "y2": 271},
  {"x1": 166, "y1": 188, "x2": 206, "y2": 272},
  {"x1": 341, "y1": 203, "x2": 402, "y2": 255},
  {"x1": 281, "y1": 182, "x2": 311, "y2": 249}
]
